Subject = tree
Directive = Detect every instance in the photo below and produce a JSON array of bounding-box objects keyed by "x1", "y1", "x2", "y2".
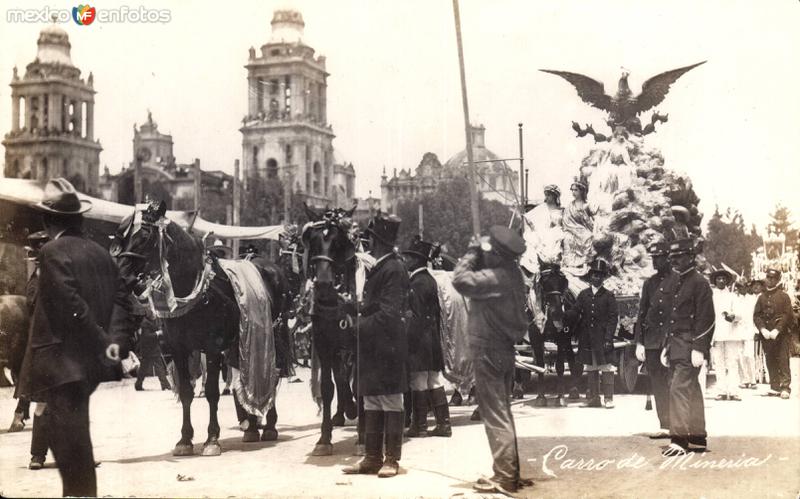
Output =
[
  {"x1": 704, "y1": 206, "x2": 762, "y2": 276},
  {"x1": 395, "y1": 176, "x2": 513, "y2": 257},
  {"x1": 767, "y1": 203, "x2": 798, "y2": 249}
]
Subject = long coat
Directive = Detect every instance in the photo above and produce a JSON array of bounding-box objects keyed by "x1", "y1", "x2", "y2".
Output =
[
  {"x1": 357, "y1": 253, "x2": 409, "y2": 396},
  {"x1": 407, "y1": 267, "x2": 444, "y2": 373},
  {"x1": 21, "y1": 229, "x2": 135, "y2": 397},
  {"x1": 573, "y1": 286, "x2": 619, "y2": 365}
]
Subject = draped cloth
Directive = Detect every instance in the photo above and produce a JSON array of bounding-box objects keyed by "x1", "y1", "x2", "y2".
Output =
[
  {"x1": 431, "y1": 270, "x2": 474, "y2": 396},
  {"x1": 218, "y1": 259, "x2": 277, "y2": 417}
]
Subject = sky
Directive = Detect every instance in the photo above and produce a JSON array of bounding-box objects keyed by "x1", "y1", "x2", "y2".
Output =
[{"x1": 1, "y1": 0, "x2": 799, "y2": 231}]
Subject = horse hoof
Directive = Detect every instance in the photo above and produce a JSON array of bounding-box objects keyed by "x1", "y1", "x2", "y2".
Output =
[
  {"x1": 331, "y1": 414, "x2": 346, "y2": 427},
  {"x1": 242, "y1": 430, "x2": 260, "y2": 443},
  {"x1": 172, "y1": 443, "x2": 194, "y2": 456},
  {"x1": 344, "y1": 401, "x2": 358, "y2": 420},
  {"x1": 202, "y1": 442, "x2": 222, "y2": 456},
  {"x1": 311, "y1": 443, "x2": 333, "y2": 456},
  {"x1": 533, "y1": 396, "x2": 548, "y2": 407},
  {"x1": 470, "y1": 409, "x2": 481, "y2": 421},
  {"x1": 261, "y1": 429, "x2": 278, "y2": 441},
  {"x1": 353, "y1": 443, "x2": 366, "y2": 456},
  {"x1": 449, "y1": 392, "x2": 463, "y2": 407}
]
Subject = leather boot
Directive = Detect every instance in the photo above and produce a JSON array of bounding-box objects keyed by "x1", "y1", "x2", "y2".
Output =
[
  {"x1": 343, "y1": 411, "x2": 384, "y2": 474},
  {"x1": 582, "y1": 371, "x2": 601, "y2": 407},
  {"x1": 405, "y1": 391, "x2": 429, "y2": 437},
  {"x1": 602, "y1": 371, "x2": 615, "y2": 408},
  {"x1": 428, "y1": 387, "x2": 452, "y2": 437},
  {"x1": 378, "y1": 411, "x2": 404, "y2": 478}
]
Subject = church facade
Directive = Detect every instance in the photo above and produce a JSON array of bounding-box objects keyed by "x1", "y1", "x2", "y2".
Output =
[
  {"x1": 2, "y1": 24, "x2": 101, "y2": 195},
  {"x1": 240, "y1": 9, "x2": 355, "y2": 210}
]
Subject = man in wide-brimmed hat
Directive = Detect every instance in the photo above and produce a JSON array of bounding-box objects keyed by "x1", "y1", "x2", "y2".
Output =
[
  {"x1": 661, "y1": 238, "x2": 715, "y2": 457},
  {"x1": 344, "y1": 212, "x2": 409, "y2": 478},
  {"x1": 400, "y1": 236, "x2": 450, "y2": 439},
  {"x1": 753, "y1": 268, "x2": 793, "y2": 399},
  {"x1": 574, "y1": 258, "x2": 619, "y2": 409},
  {"x1": 634, "y1": 241, "x2": 676, "y2": 437},
  {"x1": 452, "y1": 225, "x2": 530, "y2": 495},
  {"x1": 709, "y1": 268, "x2": 746, "y2": 401},
  {"x1": 20, "y1": 178, "x2": 135, "y2": 497}
]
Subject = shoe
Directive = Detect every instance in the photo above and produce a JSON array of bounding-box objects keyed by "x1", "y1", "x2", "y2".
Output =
[
  {"x1": 582, "y1": 397, "x2": 602, "y2": 408},
  {"x1": 728, "y1": 394, "x2": 742, "y2": 401},
  {"x1": 378, "y1": 411, "x2": 403, "y2": 478},
  {"x1": 603, "y1": 398, "x2": 615, "y2": 409},
  {"x1": 9, "y1": 411, "x2": 26, "y2": 432},
  {"x1": 343, "y1": 410, "x2": 383, "y2": 475},
  {"x1": 28, "y1": 456, "x2": 45, "y2": 470},
  {"x1": 428, "y1": 387, "x2": 452, "y2": 437},
  {"x1": 134, "y1": 384, "x2": 144, "y2": 391},
  {"x1": 473, "y1": 477, "x2": 518, "y2": 496},
  {"x1": 662, "y1": 443, "x2": 688, "y2": 457},
  {"x1": 715, "y1": 394, "x2": 728, "y2": 401},
  {"x1": 648, "y1": 430, "x2": 671, "y2": 439},
  {"x1": 780, "y1": 391, "x2": 790, "y2": 399},
  {"x1": 377, "y1": 458, "x2": 400, "y2": 478}
]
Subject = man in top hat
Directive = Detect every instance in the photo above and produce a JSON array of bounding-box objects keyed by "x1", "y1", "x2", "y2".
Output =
[
  {"x1": 344, "y1": 213, "x2": 410, "y2": 478},
  {"x1": 574, "y1": 258, "x2": 619, "y2": 409},
  {"x1": 753, "y1": 268, "x2": 793, "y2": 399},
  {"x1": 401, "y1": 236, "x2": 451, "y2": 438},
  {"x1": 452, "y1": 225, "x2": 530, "y2": 495},
  {"x1": 20, "y1": 178, "x2": 135, "y2": 497},
  {"x1": 709, "y1": 268, "x2": 746, "y2": 401},
  {"x1": 634, "y1": 241, "x2": 676, "y2": 437},
  {"x1": 661, "y1": 238, "x2": 715, "y2": 457}
]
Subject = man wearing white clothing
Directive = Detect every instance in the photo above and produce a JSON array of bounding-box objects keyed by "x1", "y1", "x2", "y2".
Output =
[{"x1": 709, "y1": 270, "x2": 745, "y2": 400}]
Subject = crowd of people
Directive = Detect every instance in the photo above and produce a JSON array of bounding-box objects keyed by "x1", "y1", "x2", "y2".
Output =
[{"x1": 6, "y1": 177, "x2": 799, "y2": 498}]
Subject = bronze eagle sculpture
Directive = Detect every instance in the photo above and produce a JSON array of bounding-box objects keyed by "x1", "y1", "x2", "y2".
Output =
[{"x1": 541, "y1": 61, "x2": 706, "y2": 141}]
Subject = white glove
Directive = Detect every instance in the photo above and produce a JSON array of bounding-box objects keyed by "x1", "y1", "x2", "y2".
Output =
[
  {"x1": 660, "y1": 348, "x2": 669, "y2": 368},
  {"x1": 691, "y1": 349, "x2": 704, "y2": 368},
  {"x1": 635, "y1": 343, "x2": 646, "y2": 363},
  {"x1": 760, "y1": 328, "x2": 770, "y2": 339}
]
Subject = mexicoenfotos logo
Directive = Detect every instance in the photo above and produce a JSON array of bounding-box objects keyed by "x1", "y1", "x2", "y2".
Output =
[{"x1": 72, "y1": 5, "x2": 96, "y2": 25}]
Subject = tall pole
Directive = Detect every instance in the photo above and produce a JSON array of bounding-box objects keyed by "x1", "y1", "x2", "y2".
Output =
[
  {"x1": 193, "y1": 158, "x2": 201, "y2": 213},
  {"x1": 518, "y1": 123, "x2": 525, "y2": 233},
  {"x1": 418, "y1": 204, "x2": 424, "y2": 238},
  {"x1": 133, "y1": 156, "x2": 142, "y2": 204},
  {"x1": 452, "y1": 0, "x2": 481, "y2": 237},
  {"x1": 232, "y1": 159, "x2": 241, "y2": 257}
]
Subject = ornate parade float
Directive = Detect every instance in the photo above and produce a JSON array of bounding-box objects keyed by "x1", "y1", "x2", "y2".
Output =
[{"x1": 520, "y1": 62, "x2": 707, "y2": 392}]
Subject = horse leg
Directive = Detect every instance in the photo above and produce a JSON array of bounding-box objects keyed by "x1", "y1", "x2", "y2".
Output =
[
  {"x1": 332, "y1": 355, "x2": 356, "y2": 426},
  {"x1": 311, "y1": 356, "x2": 335, "y2": 456},
  {"x1": 202, "y1": 352, "x2": 222, "y2": 456},
  {"x1": 173, "y1": 355, "x2": 195, "y2": 456},
  {"x1": 533, "y1": 335, "x2": 548, "y2": 406},
  {"x1": 565, "y1": 343, "x2": 581, "y2": 399},
  {"x1": 553, "y1": 346, "x2": 568, "y2": 407},
  {"x1": 261, "y1": 376, "x2": 280, "y2": 442}
]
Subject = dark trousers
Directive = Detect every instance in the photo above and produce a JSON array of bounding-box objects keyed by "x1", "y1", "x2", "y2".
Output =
[
  {"x1": 136, "y1": 355, "x2": 170, "y2": 389},
  {"x1": 472, "y1": 345, "x2": 520, "y2": 484},
  {"x1": 31, "y1": 409, "x2": 50, "y2": 458},
  {"x1": 763, "y1": 334, "x2": 791, "y2": 392},
  {"x1": 645, "y1": 349, "x2": 671, "y2": 430},
  {"x1": 47, "y1": 381, "x2": 97, "y2": 497},
  {"x1": 668, "y1": 359, "x2": 706, "y2": 448}
]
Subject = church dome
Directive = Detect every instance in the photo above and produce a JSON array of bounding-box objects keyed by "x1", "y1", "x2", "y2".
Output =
[
  {"x1": 36, "y1": 24, "x2": 73, "y2": 66},
  {"x1": 443, "y1": 125, "x2": 508, "y2": 172}
]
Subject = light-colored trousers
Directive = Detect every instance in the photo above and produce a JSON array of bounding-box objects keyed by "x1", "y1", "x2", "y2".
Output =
[
  {"x1": 712, "y1": 340, "x2": 744, "y2": 396},
  {"x1": 409, "y1": 370, "x2": 444, "y2": 391}
]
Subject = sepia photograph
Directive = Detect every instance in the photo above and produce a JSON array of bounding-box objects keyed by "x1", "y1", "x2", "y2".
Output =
[{"x1": 0, "y1": 0, "x2": 799, "y2": 497}]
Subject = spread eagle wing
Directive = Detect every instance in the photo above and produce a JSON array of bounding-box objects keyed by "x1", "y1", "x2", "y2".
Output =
[
  {"x1": 539, "y1": 70, "x2": 612, "y2": 111},
  {"x1": 635, "y1": 61, "x2": 706, "y2": 113}
]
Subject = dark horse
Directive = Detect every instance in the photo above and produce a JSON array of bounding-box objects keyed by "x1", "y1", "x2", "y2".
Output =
[
  {"x1": 301, "y1": 205, "x2": 358, "y2": 456},
  {"x1": 114, "y1": 201, "x2": 288, "y2": 456},
  {"x1": 528, "y1": 260, "x2": 582, "y2": 407}
]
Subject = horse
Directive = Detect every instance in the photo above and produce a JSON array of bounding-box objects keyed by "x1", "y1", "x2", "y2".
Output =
[
  {"x1": 1, "y1": 295, "x2": 30, "y2": 431},
  {"x1": 301, "y1": 205, "x2": 359, "y2": 456},
  {"x1": 113, "y1": 201, "x2": 287, "y2": 456},
  {"x1": 527, "y1": 260, "x2": 582, "y2": 407}
]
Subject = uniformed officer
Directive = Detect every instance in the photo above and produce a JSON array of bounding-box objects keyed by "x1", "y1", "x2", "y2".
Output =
[
  {"x1": 661, "y1": 238, "x2": 715, "y2": 457},
  {"x1": 401, "y1": 236, "x2": 451, "y2": 438},
  {"x1": 753, "y1": 268, "x2": 793, "y2": 399},
  {"x1": 344, "y1": 213, "x2": 409, "y2": 478},
  {"x1": 574, "y1": 259, "x2": 619, "y2": 408},
  {"x1": 634, "y1": 241, "x2": 676, "y2": 436}
]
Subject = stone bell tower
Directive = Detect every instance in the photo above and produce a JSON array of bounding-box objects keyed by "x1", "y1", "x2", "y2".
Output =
[{"x1": 2, "y1": 20, "x2": 102, "y2": 194}]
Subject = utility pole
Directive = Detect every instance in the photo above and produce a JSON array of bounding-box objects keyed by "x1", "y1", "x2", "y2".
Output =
[
  {"x1": 452, "y1": 0, "x2": 481, "y2": 236},
  {"x1": 518, "y1": 123, "x2": 525, "y2": 233},
  {"x1": 232, "y1": 159, "x2": 240, "y2": 257}
]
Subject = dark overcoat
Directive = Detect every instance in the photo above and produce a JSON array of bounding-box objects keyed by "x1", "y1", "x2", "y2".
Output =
[
  {"x1": 407, "y1": 267, "x2": 444, "y2": 373},
  {"x1": 574, "y1": 286, "x2": 619, "y2": 365},
  {"x1": 357, "y1": 253, "x2": 409, "y2": 396},
  {"x1": 21, "y1": 228, "x2": 135, "y2": 397}
]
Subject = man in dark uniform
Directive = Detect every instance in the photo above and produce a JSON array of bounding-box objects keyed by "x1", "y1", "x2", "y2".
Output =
[
  {"x1": 634, "y1": 241, "x2": 676, "y2": 437},
  {"x1": 452, "y1": 226, "x2": 530, "y2": 495},
  {"x1": 661, "y1": 238, "x2": 715, "y2": 457},
  {"x1": 343, "y1": 213, "x2": 409, "y2": 478},
  {"x1": 21, "y1": 178, "x2": 135, "y2": 497},
  {"x1": 134, "y1": 306, "x2": 171, "y2": 391},
  {"x1": 574, "y1": 259, "x2": 619, "y2": 409},
  {"x1": 401, "y1": 236, "x2": 451, "y2": 438},
  {"x1": 753, "y1": 268, "x2": 793, "y2": 399}
]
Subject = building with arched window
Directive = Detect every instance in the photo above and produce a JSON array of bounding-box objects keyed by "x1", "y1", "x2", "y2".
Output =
[
  {"x1": 2, "y1": 22, "x2": 102, "y2": 195},
  {"x1": 240, "y1": 9, "x2": 355, "y2": 209}
]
